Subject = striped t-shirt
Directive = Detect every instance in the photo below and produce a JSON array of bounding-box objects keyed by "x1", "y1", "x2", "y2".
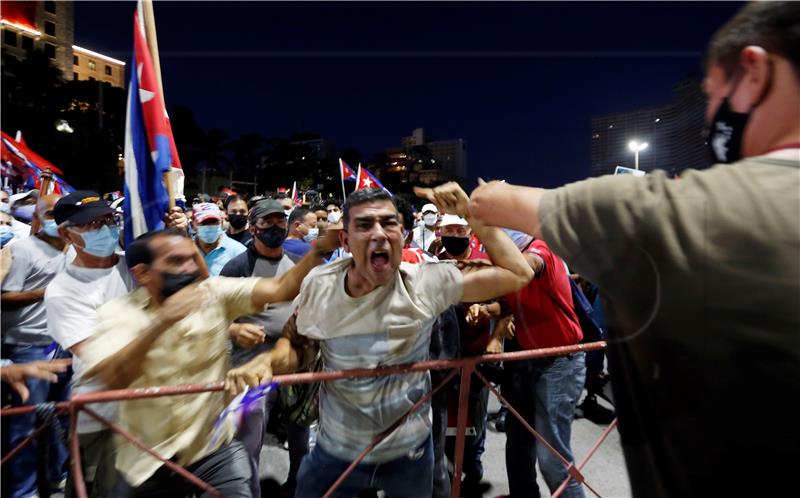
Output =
[{"x1": 295, "y1": 257, "x2": 463, "y2": 462}]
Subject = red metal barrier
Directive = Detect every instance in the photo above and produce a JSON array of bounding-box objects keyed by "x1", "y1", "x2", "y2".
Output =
[{"x1": 1, "y1": 341, "x2": 615, "y2": 498}]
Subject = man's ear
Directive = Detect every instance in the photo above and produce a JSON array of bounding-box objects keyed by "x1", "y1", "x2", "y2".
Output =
[
  {"x1": 131, "y1": 263, "x2": 150, "y2": 286},
  {"x1": 736, "y1": 45, "x2": 771, "y2": 108},
  {"x1": 339, "y1": 230, "x2": 350, "y2": 253}
]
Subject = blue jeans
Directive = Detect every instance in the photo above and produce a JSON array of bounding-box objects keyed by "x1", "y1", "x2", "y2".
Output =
[
  {"x1": 504, "y1": 353, "x2": 586, "y2": 498},
  {"x1": 295, "y1": 433, "x2": 433, "y2": 498},
  {"x1": 1, "y1": 344, "x2": 72, "y2": 498}
]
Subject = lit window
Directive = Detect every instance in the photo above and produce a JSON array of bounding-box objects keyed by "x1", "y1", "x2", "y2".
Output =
[
  {"x1": 608, "y1": 124, "x2": 614, "y2": 129},
  {"x1": 4, "y1": 30, "x2": 17, "y2": 47},
  {"x1": 654, "y1": 118, "x2": 661, "y2": 123},
  {"x1": 45, "y1": 43, "x2": 56, "y2": 59},
  {"x1": 88, "y1": 60, "x2": 96, "y2": 71},
  {"x1": 104, "y1": 65, "x2": 111, "y2": 76},
  {"x1": 45, "y1": 21, "x2": 55, "y2": 37},
  {"x1": 592, "y1": 133, "x2": 600, "y2": 139}
]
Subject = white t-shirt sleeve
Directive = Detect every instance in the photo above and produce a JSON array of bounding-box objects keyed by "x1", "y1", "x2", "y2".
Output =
[
  {"x1": 414, "y1": 261, "x2": 463, "y2": 316},
  {"x1": 45, "y1": 290, "x2": 97, "y2": 350},
  {"x1": 2, "y1": 243, "x2": 29, "y2": 292}
]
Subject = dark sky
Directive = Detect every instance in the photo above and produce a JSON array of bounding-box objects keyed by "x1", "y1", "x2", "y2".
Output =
[{"x1": 75, "y1": 1, "x2": 744, "y2": 189}]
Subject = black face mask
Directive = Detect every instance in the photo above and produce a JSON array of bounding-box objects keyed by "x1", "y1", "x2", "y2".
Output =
[
  {"x1": 256, "y1": 225, "x2": 287, "y2": 249},
  {"x1": 160, "y1": 271, "x2": 200, "y2": 299},
  {"x1": 706, "y1": 97, "x2": 750, "y2": 164},
  {"x1": 442, "y1": 236, "x2": 470, "y2": 257},
  {"x1": 228, "y1": 214, "x2": 247, "y2": 230}
]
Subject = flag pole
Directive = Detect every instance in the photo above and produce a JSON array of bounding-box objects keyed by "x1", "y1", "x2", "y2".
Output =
[
  {"x1": 140, "y1": 0, "x2": 175, "y2": 209},
  {"x1": 340, "y1": 160, "x2": 347, "y2": 201}
]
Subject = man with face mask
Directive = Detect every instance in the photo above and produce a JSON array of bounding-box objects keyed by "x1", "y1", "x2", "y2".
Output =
[
  {"x1": 44, "y1": 191, "x2": 133, "y2": 498},
  {"x1": 224, "y1": 195, "x2": 253, "y2": 246},
  {"x1": 219, "y1": 199, "x2": 310, "y2": 497},
  {"x1": 192, "y1": 202, "x2": 246, "y2": 276},
  {"x1": 7, "y1": 190, "x2": 37, "y2": 244},
  {"x1": 1, "y1": 193, "x2": 72, "y2": 498},
  {"x1": 77, "y1": 221, "x2": 342, "y2": 497},
  {"x1": 412, "y1": 202, "x2": 439, "y2": 252},
  {"x1": 283, "y1": 207, "x2": 318, "y2": 258},
  {"x1": 226, "y1": 184, "x2": 534, "y2": 498},
  {"x1": 467, "y1": 3, "x2": 800, "y2": 496}
]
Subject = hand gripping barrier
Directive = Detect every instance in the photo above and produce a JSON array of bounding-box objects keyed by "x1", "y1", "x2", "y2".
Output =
[{"x1": 1, "y1": 341, "x2": 614, "y2": 498}]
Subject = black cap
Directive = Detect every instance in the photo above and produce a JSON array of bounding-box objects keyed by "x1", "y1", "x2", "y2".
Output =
[
  {"x1": 249, "y1": 199, "x2": 285, "y2": 223},
  {"x1": 53, "y1": 190, "x2": 114, "y2": 225}
]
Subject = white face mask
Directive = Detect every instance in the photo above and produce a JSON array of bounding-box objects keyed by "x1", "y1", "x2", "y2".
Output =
[
  {"x1": 423, "y1": 213, "x2": 438, "y2": 226},
  {"x1": 303, "y1": 227, "x2": 319, "y2": 242},
  {"x1": 327, "y1": 211, "x2": 342, "y2": 224}
]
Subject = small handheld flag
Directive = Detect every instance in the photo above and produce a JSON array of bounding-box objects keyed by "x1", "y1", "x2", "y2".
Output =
[
  {"x1": 355, "y1": 165, "x2": 392, "y2": 196},
  {"x1": 208, "y1": 382, "x2": 279, "y2": 451}
]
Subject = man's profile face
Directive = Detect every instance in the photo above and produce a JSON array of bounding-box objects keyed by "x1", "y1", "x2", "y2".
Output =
[
  {"x1": 342, "y1": 200, "x2": 403, "y2": 287},
  {"x1": 141, "y1": 236, "x2": 201, "y2": 292}
]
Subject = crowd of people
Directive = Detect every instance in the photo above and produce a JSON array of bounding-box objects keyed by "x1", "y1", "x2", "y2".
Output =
[{"x1": 1, "y1": 2, "x2": 799, "y2": 498}]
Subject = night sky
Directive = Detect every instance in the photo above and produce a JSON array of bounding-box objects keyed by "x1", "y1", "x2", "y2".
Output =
[{"x1": 75, "y1": 1, "x2": 744, "y2": 189}]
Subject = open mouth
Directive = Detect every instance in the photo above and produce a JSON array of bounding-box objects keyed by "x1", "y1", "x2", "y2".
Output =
[{"x1": 370, "y1": 249, "x2": 391, "y2": 272}]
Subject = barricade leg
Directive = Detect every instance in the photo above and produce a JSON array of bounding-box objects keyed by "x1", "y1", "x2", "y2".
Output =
[
  {"x1": 69, "y1": 405, "x2": 89, "y2": 498},
  {"x1": 0, "y1": 422, "x2": 50, "y2": 466},
  {"x1": 449, "y1": 364, "x2": 474, "y2": 498},
  {"x1": 551, "y1": 419, "x2": 618, "y2": 498}
]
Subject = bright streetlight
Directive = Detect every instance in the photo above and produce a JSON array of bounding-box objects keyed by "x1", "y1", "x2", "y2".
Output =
[{"x1": 628, "y1": 140, "x2": 649, "y2": 170}]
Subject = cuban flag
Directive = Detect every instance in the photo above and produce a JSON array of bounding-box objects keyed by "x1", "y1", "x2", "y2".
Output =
[
  {"x1": 355, "y1": 164, "x2": 392, "y2": 196},
  {"x1": 1, "y1": 131, "x2": 73, "y2": 194},
  {"x1": 123, "y1": 1, "x2": 183, "y2": 244},
  {"x1": 291, "y1": 181, "x2": 301, "y2": 206},
  {"x1": 339, "y1": 158, "x2": 357, "y2": 182}
]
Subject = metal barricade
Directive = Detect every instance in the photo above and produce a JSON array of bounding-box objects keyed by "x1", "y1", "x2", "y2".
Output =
[{"x1": 1, "y1": 341, "x2": 614, "y2": 498}]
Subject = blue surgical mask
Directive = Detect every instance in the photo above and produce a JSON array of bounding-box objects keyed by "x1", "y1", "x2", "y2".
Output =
[
  {"x1": 12, "y1": 204, "x2": 35, "y2": 223},
  {"x1": 303, "y1": 227, "x2": 319, "y2": 242},
  {"x1": 197, "y1": 224, "x2": 222, "y2": 244},
  {"x1": 78, "y1": 225, "x2": 119, "y2": 257},
  {"x1": 42, "y1": 219, "x2": 59, "y2": 238},
  {"x1": 0, "y1": 226, "x2": 13, "y2": 246}
]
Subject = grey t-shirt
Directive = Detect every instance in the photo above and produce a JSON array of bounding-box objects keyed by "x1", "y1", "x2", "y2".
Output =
[
  {"x1": 2, "y1": 236, "x2": 69, "y2": 345},
  {"x1": 230, "y1": 254, "x2": 296, "y2": 366}
]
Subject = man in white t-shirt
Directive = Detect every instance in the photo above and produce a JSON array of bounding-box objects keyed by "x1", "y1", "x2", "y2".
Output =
[
  {"x1": 45, "y1": 191, "x2": 132, "y2": 498},
  {"x1": 226, "y1": 184, "x2": 534, "y2": 497},
  {"x1": 412, "y1": 202, "x2": 439, "y2": 252}
]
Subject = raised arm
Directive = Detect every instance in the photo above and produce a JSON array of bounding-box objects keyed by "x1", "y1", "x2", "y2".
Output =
[
  {"x1": 468, "y1": 180, "x2": 549, "y2": 239},
  {"x1": 414, "y1": 182, "x2": 533, "y2": 303},
  {"x1": 249, "y1": 223, "x2": 342, "y2": 309}
]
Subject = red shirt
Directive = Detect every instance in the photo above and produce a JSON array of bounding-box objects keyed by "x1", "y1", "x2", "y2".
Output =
[
  {"x1": 402, "y1": 247, "x2": 426, "y2": 264},
  {"x1": 505, "y1": 240, "x2": 583, "y2": 350}
]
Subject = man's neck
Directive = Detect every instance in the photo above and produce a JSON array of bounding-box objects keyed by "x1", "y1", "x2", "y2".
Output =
[
  {"x1": 35, "y1": 232, "x2": 65, "y2": 251},
  {"x1": 344, "y1": 265, "x2": 381, "y2": 298},
  {"x1": 285, "y1": 232, "x2": 302, "y2": 241},
  {"x1": 72, "y1": 251, "x2": 118, "y2": 269},
  {"x1": 197, "y1": 236, "x2": 222, "y2": 254},
  {"x1": 228, "y1": 226, "x2": 246, "y2": 235}
]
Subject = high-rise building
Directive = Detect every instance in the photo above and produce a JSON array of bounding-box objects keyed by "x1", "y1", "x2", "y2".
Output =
[
  {"x1": 381, "y1": 128, "x2": 468, "y2": 186},
  {"x1": 590, "y1": 80, "x2": 710, "y2": 177},
  {"x1": 1, "y1": 0, "x2": 125, "y2": 88}
]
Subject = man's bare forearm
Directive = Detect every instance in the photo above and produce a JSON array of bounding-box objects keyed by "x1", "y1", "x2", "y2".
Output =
[
  {"x1": 469, "y1": 183, "x2": 548, "y2": 239},
  {"x1": 1, "y1": 289, "x2": 45, "y2": 309},
  {"x1": 83, "y1": 316, "x2": 172, "y2": 389},
  {"x1": 269, "y1": 337, "x2": 303, "y2": 375},
  {"x1": 470, "y1": 221, "x2": 534, "y2": 283}
]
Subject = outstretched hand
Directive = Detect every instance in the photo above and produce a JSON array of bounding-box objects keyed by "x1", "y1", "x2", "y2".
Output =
[
  {"x1": 1, "y1": 359, "x2": 71, "y2": 403},
  {"x1": 414, "y1": 182, "x2": 470, "y2": 218}
]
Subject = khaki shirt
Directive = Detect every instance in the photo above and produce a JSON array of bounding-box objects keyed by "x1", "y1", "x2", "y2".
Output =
[
  {"x1": 81, "y1": 277, "x2": 260, "y2": 486},
  {"x1": 538, "y1": 157, "x2": 800, "y2": 496}
]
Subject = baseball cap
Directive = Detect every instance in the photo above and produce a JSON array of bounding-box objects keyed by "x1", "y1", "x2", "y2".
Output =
[
  {"x1": 53, "y1": 190, "x2": 114, "y2": 226},
  {"x1": 9, "y1": 190, "x2": 38, "y2": 207},
  {"x1": 249, "y1": 199, "x2": 285, "y2": 223},
  {"x1": 192, "y1": 202, "x2": 222, "y2": 223},
  {"x1": 421, "y1": 203, "x2": 438, "y2": 214},
  {"x1": 440, "y1": 214, "x2": 468, "y2": 227}
]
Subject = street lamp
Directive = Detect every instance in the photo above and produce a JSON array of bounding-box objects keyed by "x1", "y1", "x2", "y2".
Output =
[{"x1": 628, "y1": 140, "x2": 649, "y2": 170}]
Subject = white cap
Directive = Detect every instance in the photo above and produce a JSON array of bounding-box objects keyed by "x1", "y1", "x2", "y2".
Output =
[
  {"x1": 9, "y1": 190, "x2": 37, "y2": 207},
  {"x1": 421, "y1": 203, "x2": 438, "y2": 214},
  {"x1": 440, "y1": 214, "x2": 468, "y2": 227}
]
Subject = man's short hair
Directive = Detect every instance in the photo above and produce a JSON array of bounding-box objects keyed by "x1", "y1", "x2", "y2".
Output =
[
  {"x1": 343, "y1": 189, "x2": 396, "y2": 228},
  {"x1": 288, "y1": 207, "x2": 311, "y2": 226},
  {"x1": 707, "y1": 2, "x2": 800, "y2": 78},
  {"x1": 126, "y1": 229, "x2": 189, "y2": 269},
  {"x1": 325, "y1": 198, "x2": 342, "y2": 209},
  {"x1": 310, "y1": 204, "x2": 326, "y2": 213},
  {"x1": 224, "y1": 195, "x2": 246, "y2": 210},
  {"x1": 394, "y1": 197, "x2": 416, "y2": 232}
]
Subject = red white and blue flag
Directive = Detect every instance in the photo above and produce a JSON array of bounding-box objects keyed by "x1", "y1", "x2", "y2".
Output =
[
  {"x1": 355, "y1": 164, "x2": 392, "y2": 196},
  {"x1": 339, "y1": 158, "x2": 357, "y2": 182},
  {"x1": 1, "y1": 131, "x2": 73, "y2": 194},
  {"x1": 123, "y1": 0, "x2": 183, "y2": 243},
  {"x1": 291, "y1": 181, "x2": 301, "y2": 206}
]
